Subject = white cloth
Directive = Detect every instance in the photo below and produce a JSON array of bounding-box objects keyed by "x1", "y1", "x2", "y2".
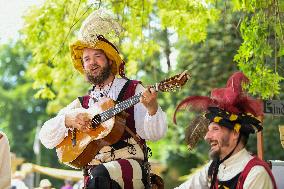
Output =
[
  {"x1": 11, "y1": 179, "x2": 29, "y2": 189},
  {"x1": 0, "y1": 131, "x2": 11, "y2": 189},
  {"x1": 39, "y1": 77, "x2": 167, "y2": 163},
  {"x1": 89, "y1": 138, "x2": 145, "y2": 165},
  {"x1": 175, "y1": 148, "x2": 274, "y2": 189}
]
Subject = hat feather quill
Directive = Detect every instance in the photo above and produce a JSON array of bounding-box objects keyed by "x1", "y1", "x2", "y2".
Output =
[{"x1": 185, "y1": 115, "x2": 209, "y2": 150}]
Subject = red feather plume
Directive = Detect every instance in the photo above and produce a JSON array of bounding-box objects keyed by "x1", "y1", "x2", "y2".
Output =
[
  {"x1": 174, "y1": 71, "x2": 263, "y2": 124},
  {"x1": 173, "y1": 96, "x2": 214, "y2": 124}
]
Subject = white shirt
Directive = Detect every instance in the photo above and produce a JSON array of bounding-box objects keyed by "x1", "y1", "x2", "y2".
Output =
[
  {"x1": 0, "y1": 131, "x2": 11, "y2": 189},
  {"x1": 11, "y1": 179, "x2": 29, "y2": 189},
  {"x1": 176, "y1": 148, "x2": 274, "y2": 189},
  {"x1": 39, "y1": 77, "x2": 167, "y2": 162}
]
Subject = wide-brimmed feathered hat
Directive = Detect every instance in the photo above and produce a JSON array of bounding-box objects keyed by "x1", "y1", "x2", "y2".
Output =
[
  {"x1": 70, "y1": 9, "x2": 125, "y2": 77},
  {"x1": 174, "y1": 72, "x2": 264, "y2": 149}
]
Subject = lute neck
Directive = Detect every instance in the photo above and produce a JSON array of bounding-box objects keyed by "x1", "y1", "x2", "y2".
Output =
[
  {"x1": 100, "y1": 92, "x2": 143, "y2": 122},
  {"x1": 99, "y1": 83, "x2": 159, "y2": 123}
]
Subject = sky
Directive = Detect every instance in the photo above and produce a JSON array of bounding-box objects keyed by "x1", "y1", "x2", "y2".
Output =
[{"x1": 0, "y1": 0, "x2": 44, "y2": 44}]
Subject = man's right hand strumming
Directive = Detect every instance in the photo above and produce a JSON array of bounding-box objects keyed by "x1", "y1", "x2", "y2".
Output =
[{"x1": 65, "y1": 112, "x2": 92, "y2": 132}]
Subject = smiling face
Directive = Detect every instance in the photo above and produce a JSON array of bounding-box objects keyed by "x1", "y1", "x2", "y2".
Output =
[
  {"x1": 204, "y1": 122, "x2": 239, "y2": 160},
  {"x1": 82, "y1": 48, "x2": 113, "y2": 85}
]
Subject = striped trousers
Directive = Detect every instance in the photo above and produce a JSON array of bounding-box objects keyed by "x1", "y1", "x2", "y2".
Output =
[{"x1": 86, "y1": 159, "x2": 147, "y2": 189}]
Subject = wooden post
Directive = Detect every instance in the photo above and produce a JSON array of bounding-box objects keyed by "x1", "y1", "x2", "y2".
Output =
[
  {"x1": 279, "y1": 125, "x2": 284, "y2": 148},
  {"x1": 257, "y1": 131, "x2": 264, "y2": 160}
]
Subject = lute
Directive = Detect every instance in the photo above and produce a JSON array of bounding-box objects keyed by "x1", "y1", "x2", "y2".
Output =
[{"x1": 56, "y1": 71, "x2": 190, "y2": 168}]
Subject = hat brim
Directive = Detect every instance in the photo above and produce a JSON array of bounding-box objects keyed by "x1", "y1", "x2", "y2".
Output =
[
  {"x1": 205, "y1": 107, "x2": 263, "y2": 134},
  {"x1": 70, "y1": 40, "x2": 123, "y2": 75}
]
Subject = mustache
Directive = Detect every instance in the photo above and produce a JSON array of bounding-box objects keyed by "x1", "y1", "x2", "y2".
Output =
[
  {"x1": 90, "y1": 65, "x2": 100, "y2": 69},
  {"x1": 206, "y1": 138, "x2": 218, "y2": 144}
]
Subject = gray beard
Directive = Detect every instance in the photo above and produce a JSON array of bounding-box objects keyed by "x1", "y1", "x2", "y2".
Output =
[
  {"x1": 209, "y1": 135, "x2": 230, "y2": 160},
  {"x1": 209, "y1": 150, "x2": 221, "y2": 161},
  {"x1": 86, "y1": 63, "x2": 112, "y2": 85}
]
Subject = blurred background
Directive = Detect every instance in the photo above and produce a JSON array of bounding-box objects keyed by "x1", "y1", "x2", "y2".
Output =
[{"x1": 0, "y1": 0, "x2": 284, "y2": 188}]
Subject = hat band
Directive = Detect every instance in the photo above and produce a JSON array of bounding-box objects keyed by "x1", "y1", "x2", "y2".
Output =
[{"x1": 204, "y1": 107, "x2": 263, "y2": 134}]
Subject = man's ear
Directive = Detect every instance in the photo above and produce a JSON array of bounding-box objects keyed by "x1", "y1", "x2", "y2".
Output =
[
  {"x1": 109, "y1": 59, "x2": 114, "y2": 65},
  {"x1": 232, "y1": 130, "x2": 240, "y2": 141}
]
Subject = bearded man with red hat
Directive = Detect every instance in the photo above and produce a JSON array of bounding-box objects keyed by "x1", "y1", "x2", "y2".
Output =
[
  {"x1": 174, "y1": 72, "x2": 277, "y2": 189},
  {"x1": 39, "y1": 10, "x2": 167, "y2": 189}
]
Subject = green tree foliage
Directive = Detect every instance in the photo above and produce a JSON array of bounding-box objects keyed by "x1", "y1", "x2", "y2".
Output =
[
  {"x1": 21, "y1": 0, "x2": 93, "y2": 114},
  {"x1": 233, "y1": 0, "x2": 284, "y2": 98},
  {"x1": 21, "y1": 0, "x2": 220, "y2": 113},
  {"x1": 160, "y1": 8, "x2": 243, "y2": 186},
  {"x1": 0, "y1": 40, "x2": 67, "y2": 187},
  {"x1": 0, "y1": 41, "x2": 49, "y2": 161}
]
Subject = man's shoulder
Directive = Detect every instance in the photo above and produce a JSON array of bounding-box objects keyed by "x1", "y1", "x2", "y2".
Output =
[
  {"x1": 245, "y1": 164, "x2": 275, "y2": 188},
  {"x1": 245, "y1": 157, "x2": 270, "y2": 169},
  {"x1": 242, "y1": 157, "x2": 274, "y2": 182},
  {"x1": 249, "y1": 164, "x2": 270, "y2": 174},
  {"x1": 115, "y1": 77, "x2": 142, "y2": 89}
]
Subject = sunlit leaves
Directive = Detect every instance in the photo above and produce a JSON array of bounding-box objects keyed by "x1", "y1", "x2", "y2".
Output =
[
  {"x1": 157, "y1": 1, "x2": 220, "y2": 42},
  {"x1": 21, "y1": 0, "x2": 92, "y2": 110},
  {"x1": 233, "y1": 1, "x2": 284, "y2": 98},
  {"x1": 21, "y1": 0, "x2": 221, "y2": 113}
]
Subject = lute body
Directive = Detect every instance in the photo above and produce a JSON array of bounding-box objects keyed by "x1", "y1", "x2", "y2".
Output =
[{"x1": 56, "y1": 99, "x2": 127, "y2": 168}]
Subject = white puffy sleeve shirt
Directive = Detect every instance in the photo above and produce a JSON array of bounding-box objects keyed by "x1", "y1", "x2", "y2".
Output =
[
  {"x1": 39, "y1": 77, "x2": 167, "y2": 149},
  {"x1": 175, "y1": 149, "x2": 274, "y2": 189}
]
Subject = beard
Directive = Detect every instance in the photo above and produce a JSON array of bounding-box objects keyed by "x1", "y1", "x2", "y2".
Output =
[
  {"x1": 209, "y1": 134, "x2": 230, "y2": 160},
  {"x1": 85, "y1": 62, "x2": 112, "y2": 85},
  {"x1": 209, "y1": 148, "x2": 220, "y2": 161}
]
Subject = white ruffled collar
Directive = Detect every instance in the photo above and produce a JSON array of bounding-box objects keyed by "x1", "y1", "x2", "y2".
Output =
[{"x1": 89, "y1": 79, "x2": 114, "y2": 100}]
